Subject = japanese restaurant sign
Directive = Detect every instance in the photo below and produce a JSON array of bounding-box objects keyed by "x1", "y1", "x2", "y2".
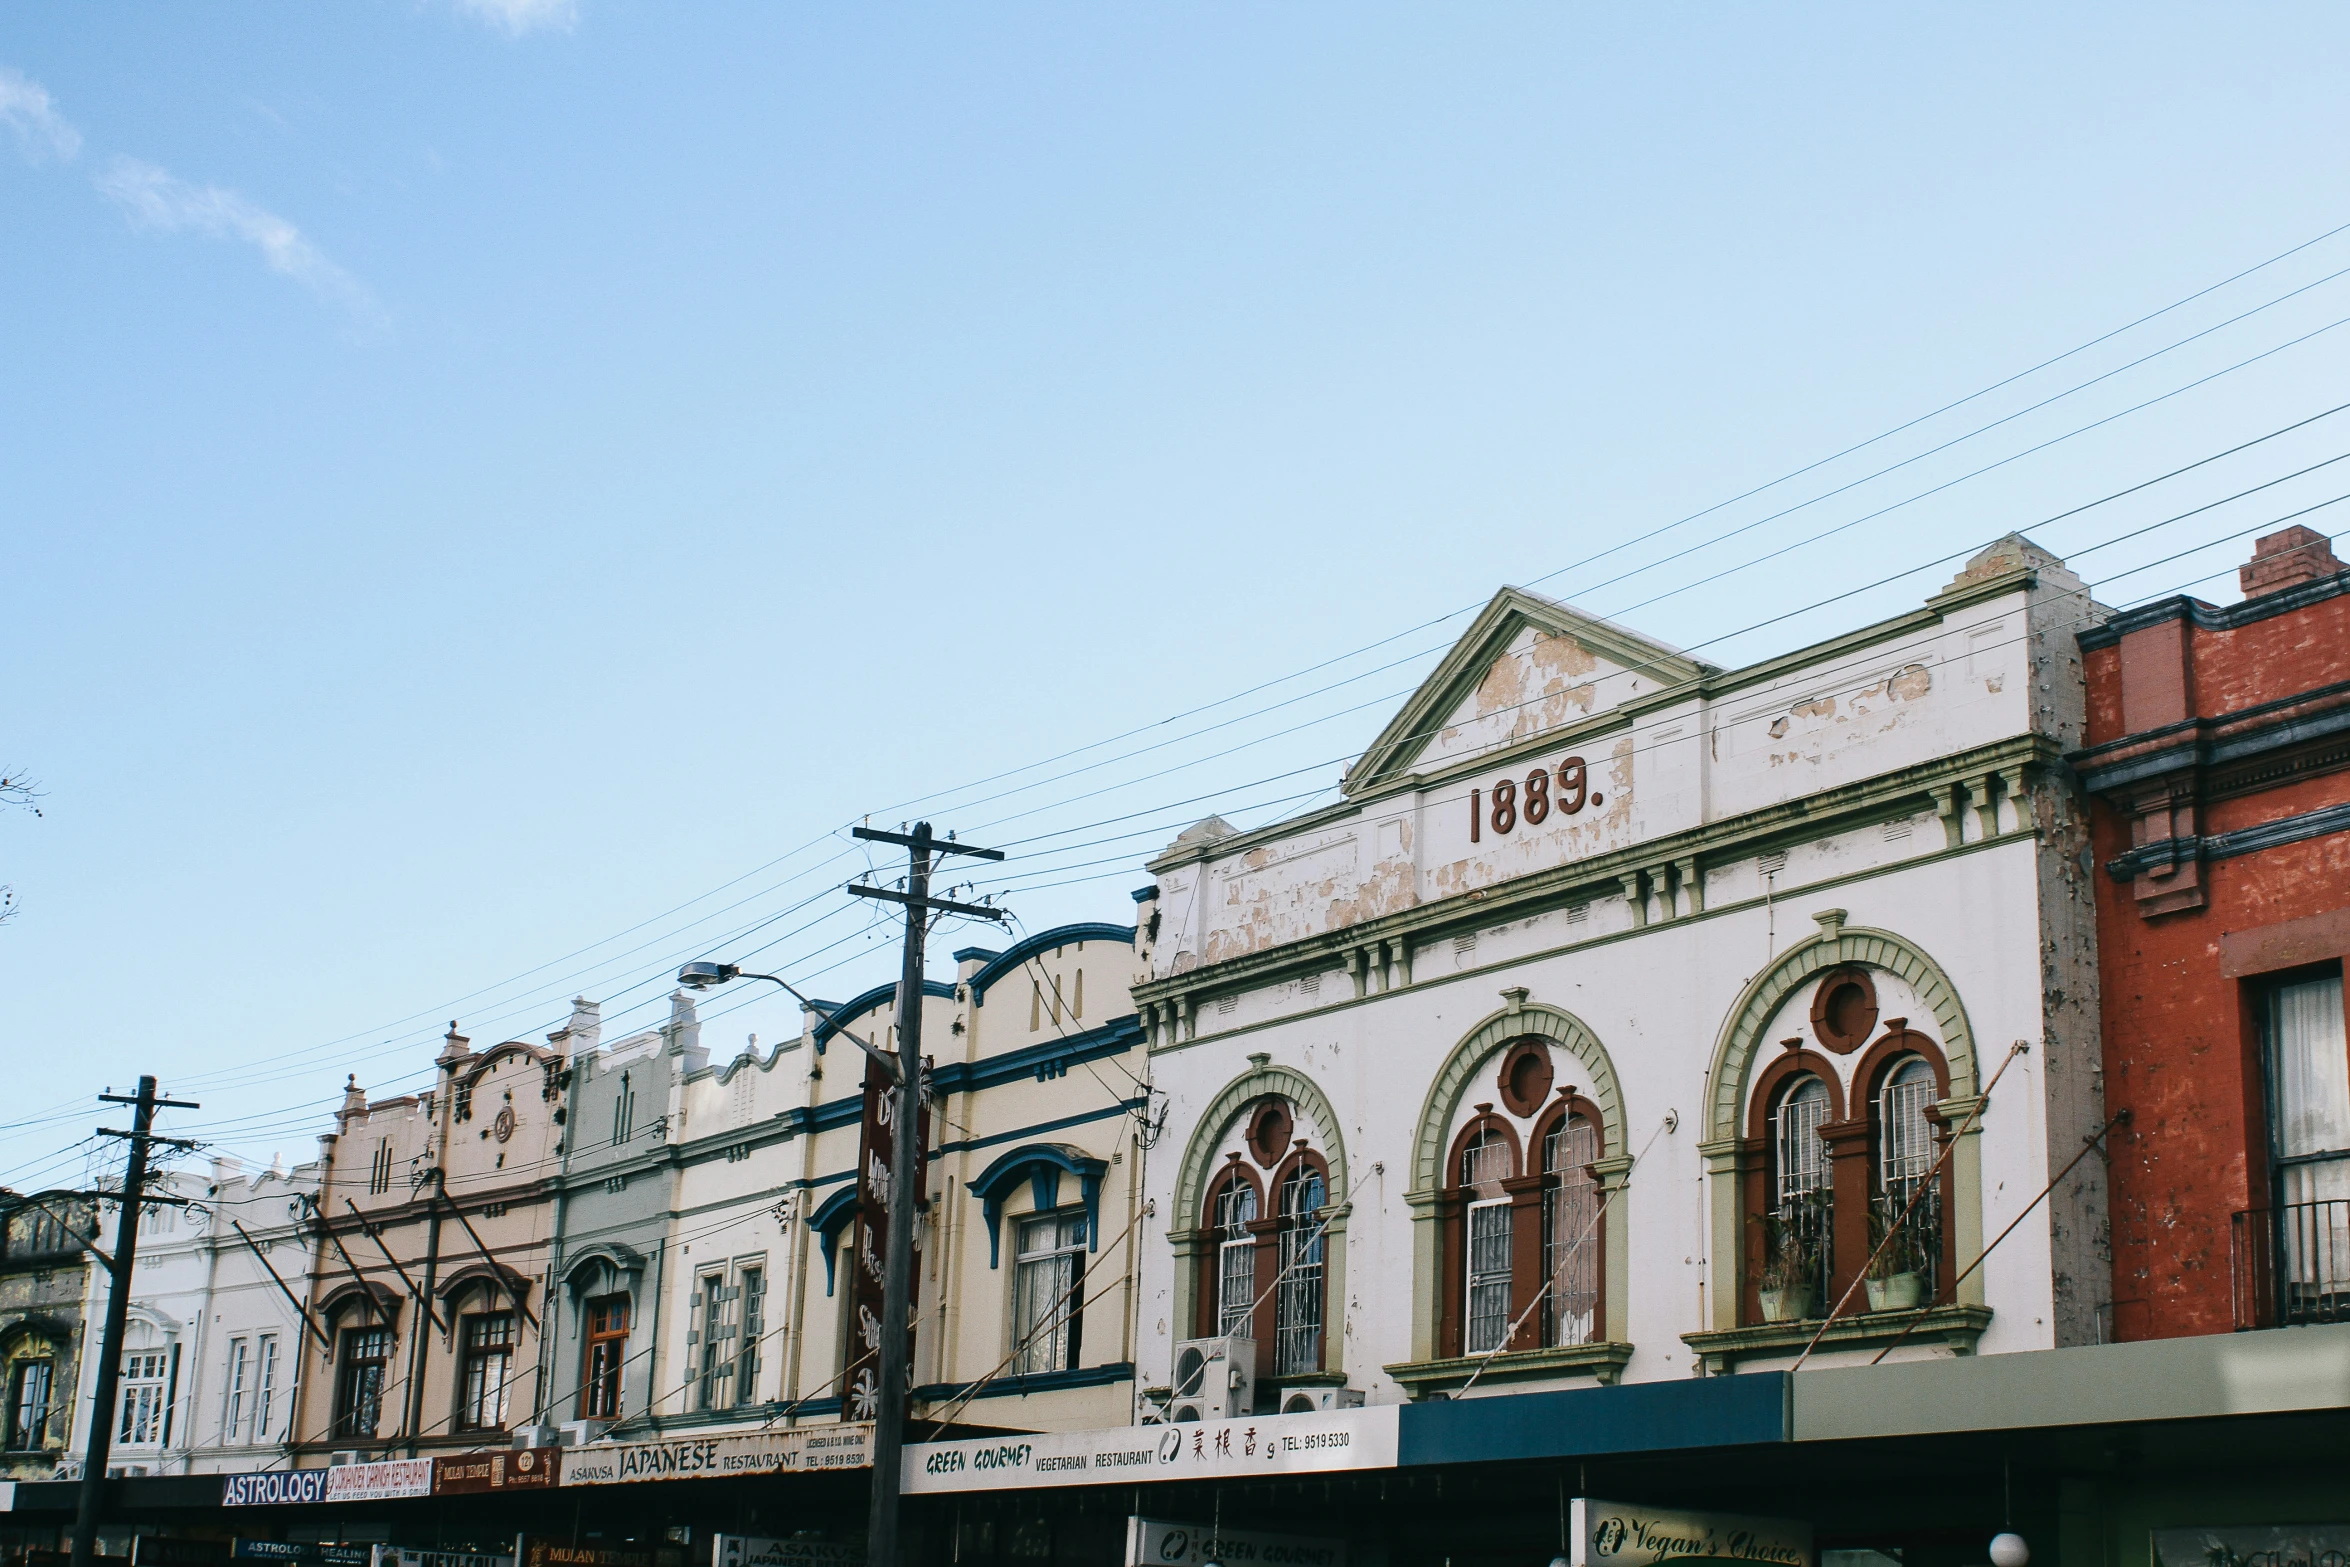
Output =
[
  {"x1": 714, "y1": 1538, "x2": 864, "y2": 1567},
  {"x1": 903, "y1": 1405, "x2": 1399, "y2": 1494},
  {"x1": 1569, "y1": 1499, "x2": 1811, "y2": 1567},
  {"x1": 560, "y1": 1424, "x2": 873, "y2": 1486}
]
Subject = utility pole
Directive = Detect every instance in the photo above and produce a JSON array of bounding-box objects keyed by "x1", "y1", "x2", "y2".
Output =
[
  {"x1": 73, "y1": 1076, "x2": 198, "y2": 1567},
  {"x1": 848, "y1": 823, "x2": 1004, "y2": 1567}
]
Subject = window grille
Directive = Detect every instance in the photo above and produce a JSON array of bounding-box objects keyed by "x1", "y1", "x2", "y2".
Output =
[
  {"x1": 7, "y1": 1359, "x2": 52, "y2": 1450},
  {"x1": 115, "y1": 1352, "x2": 168, "y2": 1446},
  {"x1": 334, "y1": 1327, "x2": 389, "y2": 1439},
  {"x1": 457, "y1": 1312, "x2": 515, "y2": 1432},
  {"x1": 582, "y1": 1296, "x2": 628, "y2": 1420},
  {"x1": 1773, "y1": 1076, "x2": 1833, "y2": 1306},
  {"x1": 1215, "y1": 1182, "x2": 1258, "y2": 1338},
  {"x1": 1275, "y1": 1166, "x2": 1327, "y2": 1375},
  {"x1": 1012, "y1": 1213, "x2": 1087, "y2": 1375},
  {"x1": 1461, "y1": 1129, "x2": 1513, "y2": 1354},
  {"x1": 1875, "y1": 1057, "x2": 1943, "y2": 1296},
  {"x1": 1464, "y1": 1202, "x2": 1512, "y2": 1354},
  {"x1": 1542, "y1": 1116, "x2": 1600, "y2": 1347}
]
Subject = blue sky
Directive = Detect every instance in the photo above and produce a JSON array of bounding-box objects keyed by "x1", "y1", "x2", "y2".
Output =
[{"x1": 7, "y1": 2, "x2": 2350, "y2": 1179}]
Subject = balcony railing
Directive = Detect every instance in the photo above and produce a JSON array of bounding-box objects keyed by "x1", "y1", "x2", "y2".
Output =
[{"x1": 2231, "y1": 1200, "x2": 2350, "y2": 1329}]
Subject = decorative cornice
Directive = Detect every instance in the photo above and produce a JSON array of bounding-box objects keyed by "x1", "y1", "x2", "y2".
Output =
[
  {"x1": 2068, "y1": 676, "x2": 2350, "y2": 797},
  {"x1": 965, "y1": 926, "x2": 1136, "y2": 1005},
  {"x1": 2103, "y1": 800, "x2": 2350, "y2": 883},
  {"x1": 2076, "y1": 568, "x2": 2350, "y2": 651},
  {"x1": 1137, "y1": 733, "x2": 2057, "y2": 1012}
]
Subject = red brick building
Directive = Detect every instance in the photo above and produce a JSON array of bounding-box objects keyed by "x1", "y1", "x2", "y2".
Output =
[{"x1": 2074, "y1": 525, "x2": 2350, "y2": 1340}]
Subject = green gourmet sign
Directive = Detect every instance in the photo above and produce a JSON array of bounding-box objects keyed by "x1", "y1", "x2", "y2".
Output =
[
  {"x1": 560, "y1": 1425, "x2": 873, "y2": 1486},
  {"x1": 1571, "y1": 1500, "x2": 1811, "y2": 1567}
]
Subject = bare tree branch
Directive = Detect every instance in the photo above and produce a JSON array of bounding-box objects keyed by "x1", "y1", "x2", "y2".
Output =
[{"x1": 0, "y1": 765, "x2": 42, "y2": 927}]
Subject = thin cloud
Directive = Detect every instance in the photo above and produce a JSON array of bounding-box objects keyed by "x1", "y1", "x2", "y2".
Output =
[
  {"x1": 95, "y1": 156, "x2": 387, "y2": 333},
  {"x1": 0, "y1": 65, "x2": 82, "y2": 163},
  {"x1": 454, "y1": 0, "x2": 577, "y2": 36}
]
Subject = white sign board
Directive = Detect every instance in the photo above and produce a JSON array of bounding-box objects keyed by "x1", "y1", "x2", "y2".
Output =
[
  {"x1": 714, "y1": 1537, "x2": 865, "y2": 1567},
  {"x1": 2152, "y1": 1526, "x2": 2350, "y2": 1567},
  {"x1": 327, "y1": 1459, "x2": 435, "y2": 1502},
  {"x1": 373, "y1": 1552, "x2": 515, "y2": 1567},
  {"x1": 1571, "y1": 1500, "x2": 1811, "y2": 1567},
  {"x1": 561, "y1": 1424, "x2": 872, "y2": 1486},
  {"x1": 1125, "y1": 1517, "x2": 1346, "y2": 1567},
  {"x1": 0, "y1": 1481, "x2": 15, "y2": 1513},
  {"x1": 904, "y1": 1406, "x2": 1399, "y2": 1494}
]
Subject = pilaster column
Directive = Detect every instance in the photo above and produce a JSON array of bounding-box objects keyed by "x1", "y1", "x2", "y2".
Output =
[{"x1": 1820, "y1": 1116, "x2": 1874, "y2": 1305}]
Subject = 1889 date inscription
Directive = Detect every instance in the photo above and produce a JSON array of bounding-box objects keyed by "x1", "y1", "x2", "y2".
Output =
[{"x1": 1470, "y1": 757, "x2": 1602, "y2": 842}]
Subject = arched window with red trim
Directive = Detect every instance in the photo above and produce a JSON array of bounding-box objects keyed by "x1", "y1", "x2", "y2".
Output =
[
  {"x1": 1538, "y1": 1105, "x2": 1602, "y2": 1347},
  {"x1": 1857, "y1": 1027, "x2": 1954, "y2": 1305},
  {"x1": 1273, "y1": 1159, "x2": 1328, "y2": 1373},
  {"x1": 1456, "y1": 1120, "x2": 1518, "y2": 1354},
  {"x1": 1202, "y1": 1163, "x2": 1261, "y2": 1340},
  {"x1": 1768, "y1": 1073, "x2": 1834, "y2": 1313}
]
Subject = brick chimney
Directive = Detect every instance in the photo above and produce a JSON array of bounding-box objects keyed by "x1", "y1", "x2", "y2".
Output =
[{"x1": 2239, "y1": 525, "x2": 2346, "y2": 597}]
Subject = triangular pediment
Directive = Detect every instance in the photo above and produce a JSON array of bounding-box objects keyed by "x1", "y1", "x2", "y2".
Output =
[{"x1": 1341, "y1": 587, "x2": 1709, "y2": 797}]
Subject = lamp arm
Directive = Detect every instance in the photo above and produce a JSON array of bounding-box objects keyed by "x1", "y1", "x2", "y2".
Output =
[{"x1": 736, "y1": 971, "x2": 902, "y2": 1082}]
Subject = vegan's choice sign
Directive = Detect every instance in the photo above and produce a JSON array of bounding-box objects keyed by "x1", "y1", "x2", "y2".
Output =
[
  {"x1": 1571, "y1": 1500, "x2": 1811, "y2": 1567},
  {"x1": 904, "y1": 1406, "x2": 1399, "y2": 1493},
  {"x1": 562, "y1": 1425, "x2": 873, "y2": 1486}
]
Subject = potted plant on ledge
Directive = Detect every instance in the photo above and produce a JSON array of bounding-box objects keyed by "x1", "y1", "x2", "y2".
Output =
[
  {"x1": 1755, "y1": 1201, "x2": 1823, "y2": 1323},
  {"x1": 1865, "y1": 1200, "x2": 1926, "y2": 1312}
]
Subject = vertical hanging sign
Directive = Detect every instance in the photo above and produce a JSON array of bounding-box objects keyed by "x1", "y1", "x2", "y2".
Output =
[{"x1": 846, "y1": 1004, "x2": 927, "y2": 1422}]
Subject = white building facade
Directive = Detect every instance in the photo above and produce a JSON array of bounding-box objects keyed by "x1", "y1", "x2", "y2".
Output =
[{"x1": 1131, "y1": 539, "x2": 2109, "y2": 1411}]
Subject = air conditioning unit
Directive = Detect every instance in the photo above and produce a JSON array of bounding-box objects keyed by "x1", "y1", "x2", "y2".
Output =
[
  {"x1": 1168, "y1": 1335, "x2": 1254, "y2": 1422},
  {"x1": 329, "y1": 1451, "x2": 364, "y2": 1467},
  {"x1": 558, "y1": 1420, "x2": 612, "y2": 1446},
  {"x1": 1278, "y1": 1386, "x2": 1364, "y2": 1415}
]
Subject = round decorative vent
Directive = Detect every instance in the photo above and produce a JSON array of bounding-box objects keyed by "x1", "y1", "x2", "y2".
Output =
[
  {"x1": 1496, "y1": 1039, "x2": 1556, "y2": 1117},
  {"x1": 1247, "y1": 1101, "x2": 1293, "y2": 1166},
  {"x1": 1809, "y1": 965, "x2": 1880, "y2": 1054}
]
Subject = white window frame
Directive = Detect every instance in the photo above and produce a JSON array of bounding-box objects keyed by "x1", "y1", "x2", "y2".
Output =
[
  {"x1": 223, "y1": 1337, "x2": 249, "y2": 1445},
  {"x1": 253, "y1": 1334, "x2": 278, "y2": 1439},
  {"x1": 1011, "y1": 1211, "x2": 1086, "y2": 1376},
  {"x1": 116, "y1": 1351, "x2": 168, "y2": 1447}
]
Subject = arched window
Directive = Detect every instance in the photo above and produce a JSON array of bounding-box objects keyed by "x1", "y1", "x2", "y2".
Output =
[
  {"x1": 1540, "y1": 1111, "x2": 1601, "y2": 1347},
  {"x1": 1274, "y1": 1162, "x2": 1326, "y2": 1374},
  {"x1": 1770, "y1": 1075, "x2": 1833, "y2": 1308},
  {"x1": 1210, "y1": 1173, "x2": 1259, "y2": 1340},
  {"x1": 1872, "y1": 1053, "x2": 1944, "y2": 1299},
  {"x1": 1459, "y1": 1125, "x2": 1515, "y2": 1354}
]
